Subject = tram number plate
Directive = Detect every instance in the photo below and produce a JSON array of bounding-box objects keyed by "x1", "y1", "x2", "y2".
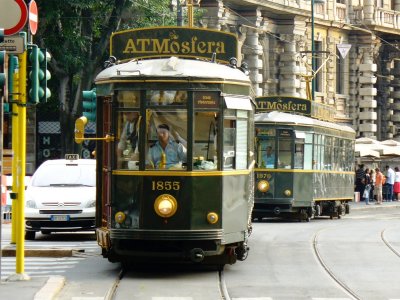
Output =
[{"x1": 51, "y1": 215, "x2": 69, "y2": 221}]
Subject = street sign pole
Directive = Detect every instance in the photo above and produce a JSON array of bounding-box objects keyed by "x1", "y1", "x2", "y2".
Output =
[{"x1": 15, "y1": 44, "x2": 29, "y2": 280}]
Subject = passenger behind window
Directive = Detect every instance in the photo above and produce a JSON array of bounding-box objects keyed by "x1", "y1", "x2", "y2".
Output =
[
  {"x1": 172, "y1": 91, "x2": 187, "y2": 104},
  {"x1": 150, "y1": 90, "x2": 174, "y2": 105},
  {"x1": 117, "y1": 111, "x2": 139, "y2": 169}
]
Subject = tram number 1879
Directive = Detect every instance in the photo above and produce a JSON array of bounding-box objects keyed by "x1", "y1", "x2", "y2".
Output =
[{"x1": 152, "y1": 181, "x2": 181, "y2": 191}]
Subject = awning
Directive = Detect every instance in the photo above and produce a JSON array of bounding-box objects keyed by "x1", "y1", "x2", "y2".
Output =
[
  {"x1": 224, "y1": 96, "x2": 253, "y2": 110},
  {"x1": 355, "y1": 145, "x2": 380, "y2": 158}
]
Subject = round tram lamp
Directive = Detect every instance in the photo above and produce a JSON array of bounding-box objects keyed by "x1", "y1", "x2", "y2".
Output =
[
  {"x1": 257, "y1": 180, "x2": 270, "y2": 193},
  {"x1": 154, "y1": 194, "x2": 178, "y2": 218}
]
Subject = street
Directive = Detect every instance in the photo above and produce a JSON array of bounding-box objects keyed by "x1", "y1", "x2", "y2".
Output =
[{"x1": 1, "y1": 202, "x2": 400, "y2": 300}]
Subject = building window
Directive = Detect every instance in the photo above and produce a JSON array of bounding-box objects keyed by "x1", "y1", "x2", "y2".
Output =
[
  {"x1": 314, "y1": 41, "x2": 323, "y2": 93},
  {"x1": 336, "y1": 49, "x2": 345, "y2": 94}
]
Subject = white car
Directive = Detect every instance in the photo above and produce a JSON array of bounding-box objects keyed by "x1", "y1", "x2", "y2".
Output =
[{"x1": 25, "y1": 158, "x2": 96, "y2": 240}]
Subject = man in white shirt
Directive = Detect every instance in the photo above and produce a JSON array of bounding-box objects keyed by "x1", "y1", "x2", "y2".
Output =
[
  {"x1": 385, "y1": 165, "x2": 395, "y2": 201},
  {"x1": 117, "y1": 112, "x2": 139, "y2": 168}
]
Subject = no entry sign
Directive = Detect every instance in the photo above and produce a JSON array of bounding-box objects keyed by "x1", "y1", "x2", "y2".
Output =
[
  {"x1": 0, "y1": 0, "x2": 28, "y2": 36},
  {"x1": 29, "y1": 0, "x2": 38, "y2": 35}
]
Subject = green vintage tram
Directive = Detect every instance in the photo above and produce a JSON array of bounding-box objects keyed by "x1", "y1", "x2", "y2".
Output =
[
  {"x1": 79, "y1": 27, "x2": 255, "y2": 266},
  {"x1": 253, "y1": 100, "x2": 355, "y2": 221}
]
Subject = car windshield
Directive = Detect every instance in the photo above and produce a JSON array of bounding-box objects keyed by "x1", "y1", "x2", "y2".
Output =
[{"x1": 32, "y1": 163, "x2": 95, "y2": 187}]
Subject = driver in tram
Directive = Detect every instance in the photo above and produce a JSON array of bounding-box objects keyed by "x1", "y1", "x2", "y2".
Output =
[{"x1": 146, "y1": 124, "x2": 187, "y2": 169}]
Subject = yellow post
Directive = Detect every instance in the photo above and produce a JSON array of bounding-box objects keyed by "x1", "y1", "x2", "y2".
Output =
[
  {"x1": 188, "y1": 0, "x2": 193, "y2": 28},
  {"x1": 11, "y1": 60, "x2": 20, "y2": 244},
  {"x1": 15, "y1": 49, "x2": 29, "y2": 279}
]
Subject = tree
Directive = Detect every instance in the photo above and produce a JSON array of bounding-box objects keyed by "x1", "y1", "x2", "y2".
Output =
[{"x1": 34, "y1": 0, "x2": 176, "y2": 154}]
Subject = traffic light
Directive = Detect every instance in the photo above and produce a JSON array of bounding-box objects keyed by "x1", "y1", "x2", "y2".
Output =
[
  {"x1": 0, "y1": 28, "x2": 5, "y2": 88},
  {"x1": 0, "y1": 50, "x2": 5, "y2": 89},
  {"x1": 82, "y1": 89, "x2": 96, "y2": 122},
  {"x1": 75, "y1": 116, "x2": 88, "y2": 144},
  {"x1": 28, "y1": 45, "x2": 39, "y2": 103},
  {"x1": 38, "y1": 48, "x2": 51, "y2": 102},
  {"x1": 28, "y1": 45, "x2": 51, "y2": 103}
]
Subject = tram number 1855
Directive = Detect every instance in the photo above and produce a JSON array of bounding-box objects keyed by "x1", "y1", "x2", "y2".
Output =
[{"x1": 152, "y1": 181, "x2": 181, "y2": 191}]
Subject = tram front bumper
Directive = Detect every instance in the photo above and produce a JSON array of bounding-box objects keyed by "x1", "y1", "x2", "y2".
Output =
[{"x1": 253, "y1": 198, "x2": 295, "y2": 216}]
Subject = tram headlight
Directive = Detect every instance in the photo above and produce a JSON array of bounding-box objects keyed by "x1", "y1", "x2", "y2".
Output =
[
  {"x1": 154, "y1": 194, "x2": 177, "y2": 218},
  {"x1": 257, "y1": 180, "x2": 270, "y2": 193},
  {"x1": 207, "y1": 212, "x2": 219, "y2": 224},
  {"x1": 115, "y1": 211, "x2": 126, "y2": 224},
  {"x1": 284, "y1": 189, "x2": 292, "y2": 197}
]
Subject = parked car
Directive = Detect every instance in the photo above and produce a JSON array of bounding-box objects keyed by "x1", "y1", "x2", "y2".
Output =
[{"x1": 25, "y1": 157, "x2": 96, "y2": 240}]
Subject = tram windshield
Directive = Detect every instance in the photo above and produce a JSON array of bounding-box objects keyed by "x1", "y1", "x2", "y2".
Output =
[{"x1": 115, "y1": 90, "x2": 252, "y2": 171}]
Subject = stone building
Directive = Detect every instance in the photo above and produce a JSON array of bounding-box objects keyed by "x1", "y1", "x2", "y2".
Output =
[{"x1": 199, "y1": 0, "x2": 400, "y2": 140}]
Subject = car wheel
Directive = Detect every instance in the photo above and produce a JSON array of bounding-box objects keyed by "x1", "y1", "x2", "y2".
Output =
[{"x1": 25, "y1": 231, "x2": 36, "y2": 240}]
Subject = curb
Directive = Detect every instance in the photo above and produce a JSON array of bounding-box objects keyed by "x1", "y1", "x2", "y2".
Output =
[
  {"x1": 34, "y1": 276, "x2": 65, "y2": 300},
  {"x1": 350, "y1": 203, "x2": 400, "y2": 210},
  {"x1": 1, "y1": 248, "x2": 75, "y2": 257}
]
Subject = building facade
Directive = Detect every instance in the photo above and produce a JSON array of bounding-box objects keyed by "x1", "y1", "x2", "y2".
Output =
[{"x1": 199, "y1": 0, "x2": 400, "y2": 140}]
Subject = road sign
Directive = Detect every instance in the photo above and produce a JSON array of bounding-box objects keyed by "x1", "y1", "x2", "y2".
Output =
[
  {"x1": 29, "y1": 0, "x2": 38, "y2": 35},
  {"x1": 0, "y1": 0, "x2": 28, "y2": 36},
  {"x1": 337, "y1": 44, "x2": 352, "y2": 59},
  {"x1": 0, "y1": 36, "x2": 25, "y2": 54}
]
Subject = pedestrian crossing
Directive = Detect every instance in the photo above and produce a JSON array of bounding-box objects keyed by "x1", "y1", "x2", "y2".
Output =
[
  {"x1": 0, "y1": 239, "x2": 100, "y2": 280},
  {"x1": 0, "y1": 256, "x2": 85, "y2": 279}
]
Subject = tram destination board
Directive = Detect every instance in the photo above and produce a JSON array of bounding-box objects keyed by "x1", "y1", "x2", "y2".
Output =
[{"x1": 110, "y1": 27, "x2": 238, "y2": 63}]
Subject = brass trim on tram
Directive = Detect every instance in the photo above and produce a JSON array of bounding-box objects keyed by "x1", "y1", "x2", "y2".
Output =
[
  {"x1": 95, "y1": 79, "x2": 251, "y2": 86},
  {"x1": 254, "y1": 168, "x2": 354, "y2": 175},
  {"x1": 313, "y1": 197, "x2": 353, "y2": 201},
  {"x1": 112, "y1": 169, "x2": 253, "y2": 177}
]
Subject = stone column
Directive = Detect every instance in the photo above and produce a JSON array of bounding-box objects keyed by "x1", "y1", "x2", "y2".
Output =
[
  {"x1": 239, "y1": 9, "x2": 264, "y2": 96},
  {"x1": 199, "y1": 0, "x2": 225, "y2": 30},
  {"x1": 390, "y1": 59, "x2": 400, "y2": 140},
  {"x1": 350, "y1": 35, "x2": 379, "y2": 138},
  {"x1": 348, "y1": 35, "x2": 359, "y2": 131},
  {"x1": 363, "y1": 0, "x2": 376, "y2": 25},
  {"x1": 279, "y1": 34, "x2": 304, "y2": 98}
]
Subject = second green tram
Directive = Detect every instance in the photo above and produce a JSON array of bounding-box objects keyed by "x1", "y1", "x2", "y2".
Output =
[{"x1": 253, "y1": 111, "x2": 355, "y2": 221}]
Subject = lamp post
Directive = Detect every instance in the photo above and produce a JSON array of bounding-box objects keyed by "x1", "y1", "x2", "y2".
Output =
[
  {"x1": 311, "y1": 0, "x2": 315, "y2": 101},
  {"x1": 311, "y1": 0, "x2": 326, "y2": 101}
]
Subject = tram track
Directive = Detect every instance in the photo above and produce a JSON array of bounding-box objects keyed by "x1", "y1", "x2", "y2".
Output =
[
  {"x1": 381, "y1": 226, "x2": 400, "y2": 259},
  {"x1": 104, "y1": 267, "x2": 124, "y2": 300},
  {"x1": 312, "y1": 228, "x2": 361, "y2": 300},
  {"x1": 104, "y1": 265, "x2": 229, "y2": 299}
]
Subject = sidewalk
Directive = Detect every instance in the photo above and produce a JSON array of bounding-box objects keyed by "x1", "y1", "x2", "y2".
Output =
[
  {"x1": 350, "y1": 199, "x2": 400, "y2": 210},
  {"x1": 0, "y1": 222, "x2": 66, "y2": 300}
]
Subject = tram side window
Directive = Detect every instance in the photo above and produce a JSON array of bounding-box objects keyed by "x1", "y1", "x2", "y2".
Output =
[
  {"x1": 116, "y1": 111, "x2": 140, "y2": 169},
  {"x1": 117, "y1": 91, "x2": 140, "y2": 108},
  {"x1": 193, "y1": 112, "x2": 218, "y2": 170},
  {"x1": 324, "y1": 136, "x2": 333, "y2": 170},
  {"x1": 333, "y1": 137, "x2": 340, "y2": 171},
  {"x1": 223, "y1": 113, "x2": 236, "y2": 169},
  {"x1": 278, "y1": 133, "x2": 293, "y2": 169},
  {"x1": 145, "y1": 108, "x2": 187, "y2": 170},
  {"x1": 304, "y1": 133, "x2": 313, "y2": 170},
  {"x1": 294, "y1": 139, "x2": 304, "y2": 169},
  {"x1": 148, "y1": 90, "x2": 187, "y2": 106},
  {"x1": 223, "y1": 109, "x2": 249, "y2": 170}
]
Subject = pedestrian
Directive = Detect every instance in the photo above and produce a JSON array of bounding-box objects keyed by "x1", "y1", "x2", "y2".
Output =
[
  {"x1": 370, "y1": 168, "x2": 376, "y2": 202},
  {"x1": 375, "y1": 167, "x2": 384, "y2": 205},
  {"x1": 385, "y1": 165, "x2": 395, "y2": 201},
  {"x1": 355, "y1": 164, "x2": 366, "y2": 199},
  {"x1": 394, "y1": 167, "x2": 400, "y2": 201},
  {"x1": 363, "y1": 168, "x2": 371, "y2": 205}
]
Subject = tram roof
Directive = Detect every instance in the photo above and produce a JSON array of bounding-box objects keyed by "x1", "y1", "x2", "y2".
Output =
[
  {"x1": 255, "y1": 111, "x2": 356, "y2": 134},
  {"x1": 95, "y1": 57, "x2": 250, "y2": 83}
]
